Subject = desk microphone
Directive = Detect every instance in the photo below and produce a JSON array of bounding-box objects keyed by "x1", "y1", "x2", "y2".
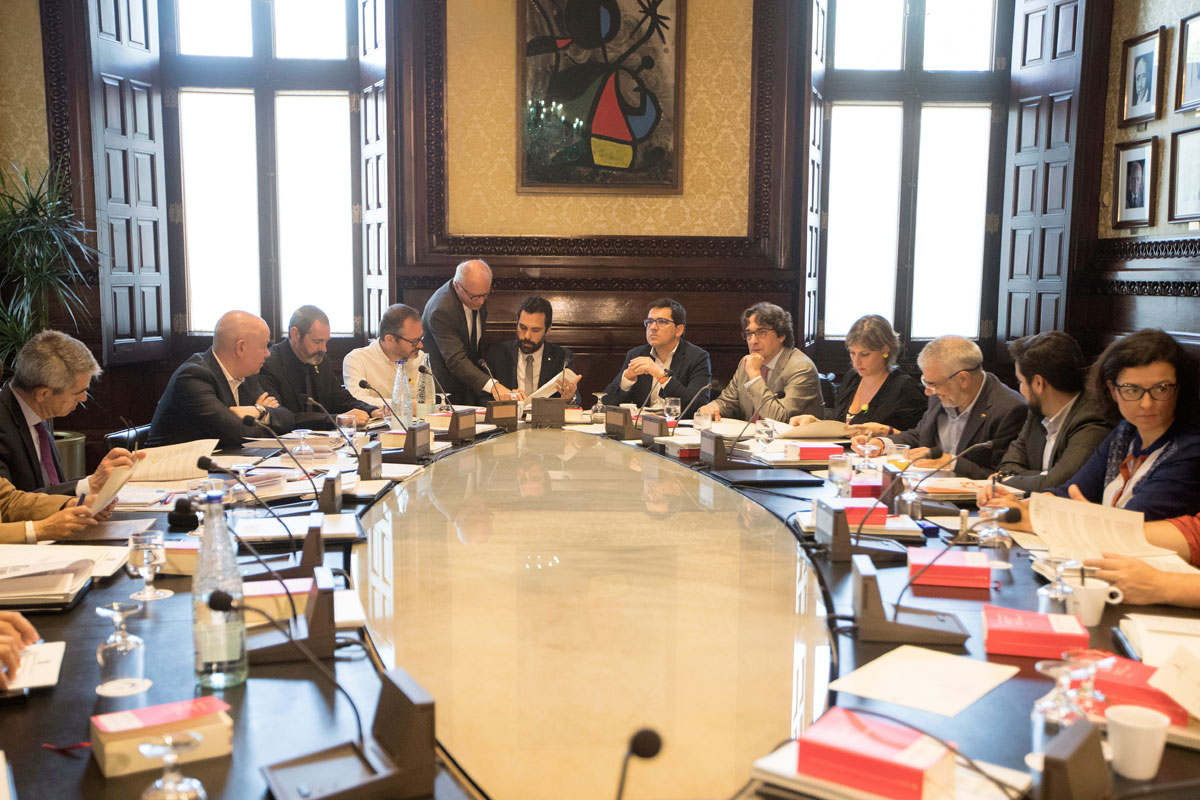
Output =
[
  {"x1": 671, "y1": 378, "x2": 720, "y2": 435},
  {"x1": 730, "y1": 388, "x2": 778, "y2": 448},
  {"x1": 615, "y1": 728, "x2": 662, "y2": 800},
  {"x1": 198, "y1": 456, "x2": 300, "y2": 569},
  {"x1": 210, "y1": 590, "x2": 362, "y2": 746},
  {"x1": 478, "y1": 358, "x2": 499, "y2": 400},
  {"x1": 305, "y1": 396, "x2": 360, "y2": 457},
  {"x1": 633, "y1": 369, "x2": 670, "y2": 424},
  {"x1": 357, "y1": 379, "x2": 407, "y2": 431}
]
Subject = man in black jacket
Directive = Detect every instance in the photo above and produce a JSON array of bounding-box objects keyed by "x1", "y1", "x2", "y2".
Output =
[
  {"x1": 602, "y1": 298, "x2": 712, "y2": 417},
  {"x1": 483, "y1": 296, "x2": 581, "y2": 404},
  {"x1": 147, "y1": 311, "x2": 295, "y2": 449},
  {"x1": 258, "y1": 305, "x2": 377, "y2": 430}
]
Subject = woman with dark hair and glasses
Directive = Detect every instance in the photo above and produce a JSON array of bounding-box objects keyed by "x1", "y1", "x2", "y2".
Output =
[{"x1": 1037, "y1": 329, "x2": 1200, "y2": 520}]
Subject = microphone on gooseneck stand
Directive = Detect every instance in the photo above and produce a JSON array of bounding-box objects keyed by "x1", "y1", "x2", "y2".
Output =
[
  {"x1": 671, "y1": 378, "x2": 720, "y2": 436},
  {"x1": 358, "y1": 379, "x2": 407, "y2": 431},
  {"x1": 242, "y1": 416, "x2": 323, "y2": 513},
  {"x1": 478, "y1": 358, "x2": 499, "y2": 401},
  {"x1": 305, "y1": 396, "x2": 358, "y2": 455},
  {"x1": 633, "y1": 368, "x2": 671, "y2": 425},
  {"x1": 198, "y1": 456, "x2": 299, "y2": 566},
  {"x1": 210, "y1": 590, "x2": 362, "y2": 746},
  {"x1": 730, "y1": 389, "x2": 778, "y2": 449},
  {"x1": 614, "y1": 728, "x2": 662, "y2": 800}
]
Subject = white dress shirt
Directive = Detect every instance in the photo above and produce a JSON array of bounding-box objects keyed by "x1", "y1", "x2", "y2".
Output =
[
  {"x1": 935, "y1": 378, "x2": 986, "y2": 454},
  {"x1": 212, "y1": 353, "x2": 244, "y2": 404},
  {"x1": 1040, "y1": 393, "x2": 1079, "y2": 472},
  {"x1": 619, "y1": 344, "x2": 678, "y2": 406},
  {"x1": 343, "y1": 339, "x2": 421, "y2": 407}
]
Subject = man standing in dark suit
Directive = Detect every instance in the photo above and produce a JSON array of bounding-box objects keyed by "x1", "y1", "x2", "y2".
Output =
[
  {"x1": 985, "y1": 332, "x2": 1112, "y2": 494},
  {"x1": 484, "y1": 296, "x2": 581, "y2": 404},
  {"x1": 0, "y1": 331, "x2": 137, "y2": 496},
  {"x1": 854, "y1": 335, "x2": 1027, "y2": 479},
  {"x1": 422, "y1": 259, "x2": 516, "y2": 404},
  {"x1": 147, "y1": 311, "x2": 295, "y2": 449},
  {"x1": 602, "y1": 298, "x2": 712, "y2": 417},
  {"x1": 258, "y1": 305, "x2": 377, "y2": 430}
]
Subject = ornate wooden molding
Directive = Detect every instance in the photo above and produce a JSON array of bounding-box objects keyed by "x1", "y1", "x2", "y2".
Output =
[
  {"x1": 415, "y1": 0, "x2": 787, "y2": 263},
  {"x1": 397, "y1": 275, "x2": 796, "y2": 293},
  {"x1": 39, "y1": 0, "x2": 72, "y2": 179},
  {"x1": 1095, "y1": 237, "x2": 1200, "y2": 262},
  {"x1": 1081, "y1": 278, "x2": 1200, "y2": 297}
]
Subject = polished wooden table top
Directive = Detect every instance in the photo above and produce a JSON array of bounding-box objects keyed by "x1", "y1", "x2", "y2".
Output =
[{"x1": 354, "y1": 429, "x2": 833, "y2": 800}]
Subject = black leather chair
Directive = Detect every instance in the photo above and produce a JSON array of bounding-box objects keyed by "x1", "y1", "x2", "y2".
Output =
[
  {"x1": 104, "y1": 424, "x2": 151, "y2": 451},
  {"x1": 818, "y1": 371, "x2": 838, "y2": 415}
]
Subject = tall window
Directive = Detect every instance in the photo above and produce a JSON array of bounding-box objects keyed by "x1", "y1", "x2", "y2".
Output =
[
  {"x1": 164, "y1": 0, "x2": 359, "y2": 335},
  {"x1": 821, "y1": 0, "x2": 1009, "y2": 345}
]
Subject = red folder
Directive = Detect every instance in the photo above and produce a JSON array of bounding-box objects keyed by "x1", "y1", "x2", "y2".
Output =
[
  {"x1": 1091, "y1": 656, "x2": 1190, "y2": 726},
  {"x1": 796, "y1": 707, "x2": 954, "y2": 800},
  {"x1": 907, "y1": 548, "x2": 991, "y2": 588},
  {"x1": 982, "y1": 604, "x2": 1089, "y2": 658}
]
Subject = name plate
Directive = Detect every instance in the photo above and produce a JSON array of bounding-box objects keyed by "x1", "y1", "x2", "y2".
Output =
[
  {"x1": 641, "y1": 413, "x2": 668, "y2": 447},
  {"x1": 357, "y1": 439, "x2": 382, "y2": 480},
  {"x1": 486, "y1": 400, "x2": 520, "y2": 431},
  {"x1": 530, "y1": 397, "x2": 567, "y2": 428},
  {"x1": 446, "y1": 409, "x2": 476, "y2": 443},
  {"x1": 605, "y1": 407, "x2": 635, "y2": 440}
]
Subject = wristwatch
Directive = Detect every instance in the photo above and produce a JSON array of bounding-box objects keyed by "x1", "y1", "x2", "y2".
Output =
[{"x1": 255, "y1": 403, "x2": 267, "y2": 420}]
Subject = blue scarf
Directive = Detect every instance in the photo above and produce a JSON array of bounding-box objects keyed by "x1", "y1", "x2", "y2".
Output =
[{"x1": 1102, "y1": 420, "x2": 1178, "y2": 489}]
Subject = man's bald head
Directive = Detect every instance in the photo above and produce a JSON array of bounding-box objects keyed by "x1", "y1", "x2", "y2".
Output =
[
  {"x1": 212, "y1": 310, "x2": 272, "y2": 378},
  {"x1": 453, "y1": 259, "x2": 492, "y2": 311}
]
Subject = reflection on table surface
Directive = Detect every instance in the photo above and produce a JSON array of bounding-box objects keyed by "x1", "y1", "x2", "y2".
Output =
[{"x1": 355, "y1": 429, "x2": 831, "y2": 800}]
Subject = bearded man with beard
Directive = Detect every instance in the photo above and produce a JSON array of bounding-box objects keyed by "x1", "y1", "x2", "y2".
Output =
[{"x1": 484, "y1": 296, "x2": 581, "y2": 404}]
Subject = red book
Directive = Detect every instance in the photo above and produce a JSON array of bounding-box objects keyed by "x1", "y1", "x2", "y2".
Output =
[
  {"x1": 92, "y1": 696, "x2": 230, "y2": 734},
  {"x1": 1091, "y1": 656, "x2": 1190, "y2": 726},
  {"x1": 851, "y1": 473, "x2": 885, "y2": 498},
  {"x1": 830, "y1": 498, "x2": 886, "y2": 526},
  {"x1": 793, "y1": 443, "x2": 843, "y2": 461},
  {"x1": 907, "y1": 548, "x2": 991, "y2": 588},
  {"x1": 796, "y1": 707, "x2": 955, "y2": 800},
  {"x1": 982, "y1": 604, "x2": 1089, "y2": 658}
]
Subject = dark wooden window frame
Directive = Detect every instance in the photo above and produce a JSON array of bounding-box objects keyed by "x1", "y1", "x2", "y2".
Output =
[{"x1": 813, "y1": 0, "x2": 1015, "y2": 370}]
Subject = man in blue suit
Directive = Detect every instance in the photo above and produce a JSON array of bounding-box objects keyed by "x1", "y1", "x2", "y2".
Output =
[{"x1": 602, "y1": 298, "x2": 712, "y2": 417}]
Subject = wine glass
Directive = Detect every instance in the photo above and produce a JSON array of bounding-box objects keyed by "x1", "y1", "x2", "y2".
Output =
[
  {"x1": 290, "y1": 429, "x2": 315, "y2": 467},
  {"x1": 754, "y1": 419, "x2": 776, "y2": 452},
  {"x1": 139, "y1": 731, "x2": 207, "y2": 800},
  {"x1": 437, "y1": 392, "x2": 454, "y2": 413},
  {"x1": 129, "y1": 531, "x2": 172, "y2": 601},
  {"x1": 1031, "y1": 659, "x2": 1086, "y2": 755},
  {"x1": 590, "y1": 392, "x2": 606, "y2": 421},
  {"x1": 828, "y1": 454, "x2": 853, "y2": 498},
  {"x1": 663, "y1": 397, "x2": 681, "y2": 428},
  {"x1": 976, "y1": 505, "x2": 1013, "y2": 549},
  {"x1": 895, "y1": 468, "x2": 922, "y2": 518},
  {"x1": 1062, "y1": 648, "x2": 1117, "y2": 715},
  {"x1": 95, "y1": 602, "x2": 150, "y2": 697},
  {"x1": 852, "y1": 437, "x2": 881, "y2": 472},
  {"x1": 1037, "y1": 559, "x2": 1079, "y2": 614},
  {"x1": 335, "y1": 413, "x2": 357, "y2": 445}
]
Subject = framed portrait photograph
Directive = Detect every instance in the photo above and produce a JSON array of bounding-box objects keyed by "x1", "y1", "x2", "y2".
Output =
[
  {"x1": 1120, "y1": 27, "x2": 1167, "y2": 127},
  {"x1": 1178, "y1": 12, "x2": 1200, "y2": 113},
  {"x1": 1112, "y1": 137, "x2": 1157, "y2": 229},
  {"x1": 1168, "y1": 125, "x2": 1200, "y2": 223}
]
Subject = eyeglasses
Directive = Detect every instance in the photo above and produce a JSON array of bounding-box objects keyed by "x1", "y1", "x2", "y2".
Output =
[
  {"x1": 921, "y1": 368, "x2": 976, "y2": 390},
  {"x1": 643, "y1": 318, "x2": 675, "y2": 329},
  {"x1": 741, "y1": 328, "x2": 775, "y2": 340},
  {"x1": 455, "y1": 280, "x2": 490, "y2": 302},
  {"x1": 389, "y1": 333, "x2": 424, "y2": 347},
  {"x1": 1112, "y1": 381, "x2": 1177, "y2": 402}
]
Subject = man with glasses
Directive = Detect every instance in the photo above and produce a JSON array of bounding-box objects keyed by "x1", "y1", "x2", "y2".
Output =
[
  {"x1": 602, "y1": 298, "x2": 712, "y2": 416},
  {"x1": 422, "y1": 260, "x2": 515, "y2": 404},
  {"x1": 260, "y1": 305, "x2": 378, "y2": 430},
  {"x1": 853, "y1": 335, "x2": 1026, "y2": 479},
  {"x1": 344, "y1": 303, "x2": 428, "y2": 411},
  {"x1": 696, "y1": 302, "x2": 822, "y2": 423}
]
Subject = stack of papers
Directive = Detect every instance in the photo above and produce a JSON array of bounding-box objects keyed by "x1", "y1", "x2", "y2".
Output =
[{"x1": 1118, "y1": 614, "x2": 1200, "y2": 667}]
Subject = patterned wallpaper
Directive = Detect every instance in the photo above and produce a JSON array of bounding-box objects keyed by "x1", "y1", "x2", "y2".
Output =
[
  {"x1": 1099, "y1": 0, "x2": 1200, "y2": 238},
  {"x1": 0, "y1": 0, "x2": 49, "y2": 176},
  {"x1": 444, "y1": 0, "x2": 753, "y2": 237}
]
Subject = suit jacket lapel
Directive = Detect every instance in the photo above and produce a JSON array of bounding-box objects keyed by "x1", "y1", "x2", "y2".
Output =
[
  {"x1": 203, "y1": 350, "x2": 237, "y2": 406},
  {"x1": 4, "y1": 388, "x2": 42, "y2": 480},
  {"x1": 956, "y1": 376, "x2": 991, "y2": 452}
]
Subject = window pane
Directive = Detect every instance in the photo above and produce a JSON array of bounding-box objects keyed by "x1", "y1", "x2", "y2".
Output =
[
  {"x1": 177, "y1": 0, "x2": 252, "y2": 57},
  {"x1": 824, "y1": 105, "x2": 904, "y2": 337},
  {"x1": 179, "y1": 91, "x2": 261, "y2": 330},
  {"x1": 924, "y1": 0, "x2": 995, "y2": 71},
  {"x1": 275, "y1": 0, "x2": 348, "y2": 59},
  {"x1": 910, "y1": 106, "x2": 992, "y2": 338},
  {"x1": 834, "y1": 0, "x2": 904, "y2": 70},
  {"x1": 276, "y1": 93, "x2": 353, "y2": 335}
]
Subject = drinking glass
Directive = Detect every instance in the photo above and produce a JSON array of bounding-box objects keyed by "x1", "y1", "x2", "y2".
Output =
[
  {"x1": 129, "y1": 531, "x2": 172, "y2": 601},
  {"x1": 437, "y1": 392, "x2": 454, "y2": 413},
  {"x1": 590, "y1": 392, "x2": 606, "y2": 420},
  {"x1": 1037, "y1": 559, "x2": 1079, "y2": 614},
  {"x1": 289, "y1": 429, "x2": 315, "y2": 467},
  {"x1": 828, "y1": 454, "x2": 853, "y2": 497},
  {"x1": 1031, "y1": 659, "x2": 1086, "y2": 755},
  {"x1": 886, "y1": 443, "x2": 911, "y2": 471},
  {"x1": 185, "y1": 478, "x2": 224, "y2": 535},
  {"x1": 976, "y1": 505, "x2": 1013, "y2": 549},
  {"x1": 754, "y1": 419, "x2": 776, "y2": 452},
  {"x1": 95, "y1": 601, "x2": 150, "y2": 696},
  {"x1": 693, "y1": 409, "x2": 713, "y2": 431},
  {"x1": 139, "y1": 731, "x2": 207, "y2": 800},
  {"x1": 335, "y1": 413, "x2": 357, "y2": 444},
  {"x1": 1062, "y1": 648, "x2": 1117, "y2": 715},
  {"x1": 663, "y1": 397, "x2": 681, "y2": 426},
  {"x1": 852, "y1": 437, "x2": 881, "y2": 472}
]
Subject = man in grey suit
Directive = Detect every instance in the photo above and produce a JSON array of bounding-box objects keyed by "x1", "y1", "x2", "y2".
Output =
[
  {"x1": 986, "y1": 332, "x2": 1112, "y2": 494},
  {"x1": 422, "y1": 259, "x2": 518, "y2": 405},
  {"x1": 696, "y1": 302, "x2": 822, "y2": 423}
]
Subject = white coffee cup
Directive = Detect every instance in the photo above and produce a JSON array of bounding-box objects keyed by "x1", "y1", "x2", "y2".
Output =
[
  {"x1": 1106, "y1": 704, "x2": 1170, "y2": 780},
  {"x1": 1064, "y1": 576, "x2": 1123, "y2": 626}
]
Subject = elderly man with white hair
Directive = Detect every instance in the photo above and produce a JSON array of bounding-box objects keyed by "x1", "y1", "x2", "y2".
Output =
[
  {"x1": 852, "y1": 335, "x2": 1027, "y2": 479},
  {"x1": 147, "y1": 311, "x2": 294, "y2": 448}
]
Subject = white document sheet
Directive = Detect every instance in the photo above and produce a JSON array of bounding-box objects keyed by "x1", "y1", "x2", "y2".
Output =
[
  {"x1": 3, "y1": 641, "x2": 65, "y2": 691},
  {"x1": 1122, "y1": 613, "x2": 1200, "y2": 667},
  {"x1": 1028, "y1": 492, "x2": 1171, "y2": 560},
  {"x1": 528, "y1": 368, "x2": 580, "y2": 401},
  {"x1": 1149, "y1": 646, "x2": 1200, "y2": 720},
  {"x1": 0, "y1": 544, "x2": 127, "y2": 578},
  {"x1": 777, "y1": 419, "x2": 851, "y2": 439},
  {"x1": 829, "y1": 645, "x2": 1019, "y2": 717},
  {"x1": 128, "y1": 440, "x2": 219, "y2": 482}
]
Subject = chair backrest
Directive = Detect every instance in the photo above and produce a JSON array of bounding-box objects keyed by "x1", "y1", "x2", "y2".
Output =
[
  {"x1": 104, "y1": 424, "x2": 150, "y2": 452},
  {"x1": 818, "y1": 371, "x2": 838, "y2": 413}
]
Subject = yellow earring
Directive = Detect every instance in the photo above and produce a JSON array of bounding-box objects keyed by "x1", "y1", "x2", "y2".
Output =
[{"x1": 883, "y1": 352, "x2": 890, "y2": 358}]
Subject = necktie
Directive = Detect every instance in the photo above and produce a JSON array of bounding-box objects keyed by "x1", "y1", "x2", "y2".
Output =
[
  {"x1": 751, "y1": 366, "x2": 770, "y2": 422},
  {"x1": 470, "y1": 310, "x2": 480, "y2": 356},
  {"x1": 34, "y1": 422, "x2": 60, "y2": 485},
  {"x1": 522, "y1": 355, "x2": 534, "y2": 397}
]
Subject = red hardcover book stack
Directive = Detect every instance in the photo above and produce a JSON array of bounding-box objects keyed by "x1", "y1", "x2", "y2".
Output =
[
  {"x1": 907, "y1": 548, "x2": 991, "y2": 588},
  {"x1": 982, "y1": 604, "x2": 1089, "y2": 658},
  {"x1": 851, "y1": 473, "x2": 886, "y2": 498},
  {"x1": 792, "y1": 443, "x2": 844, "y2": 461},
  {"x1": 1092, "y1": 656, "x2": 1190, "y2": 726},
  {"x1": 796, "y1": 707, "x2": 955, "y2": 800},
  {"x1": 831, "y1": 498, "x2": 886, "y2": 526}
]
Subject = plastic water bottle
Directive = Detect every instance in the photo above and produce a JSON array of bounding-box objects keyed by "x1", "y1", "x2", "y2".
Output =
[
  {"x1": 413, "y1": 353, "x2": 436, "y2": 419},
  {"x1": 193, "y1": 488, "x2": 248, "y2": 689},
  {"x1": 391, "y1": 359, "x2": 414, "y2": 430}
]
